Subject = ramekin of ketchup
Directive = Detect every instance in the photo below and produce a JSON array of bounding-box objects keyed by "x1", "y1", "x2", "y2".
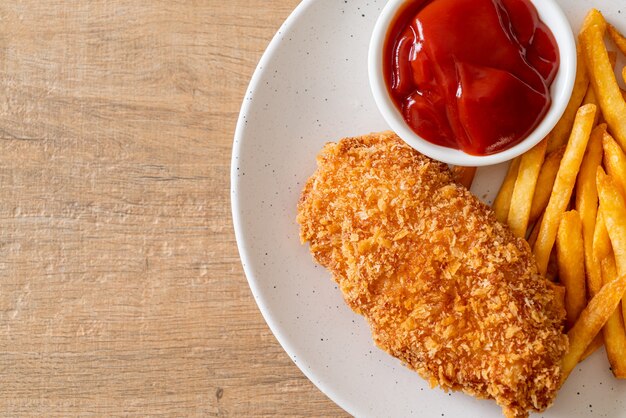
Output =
[{"x1": 369, "y1": 0, "x2": 576, "y2": 166}]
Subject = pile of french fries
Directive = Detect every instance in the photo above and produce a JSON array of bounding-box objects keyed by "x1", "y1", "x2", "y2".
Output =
[{"x1": 493, "y1": 9, "x2": 626, "y2": 384}]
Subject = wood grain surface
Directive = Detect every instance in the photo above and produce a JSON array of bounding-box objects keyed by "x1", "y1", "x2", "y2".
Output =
[{"x1": 0, "y1": 1, "x2": 346, "y2": 416}]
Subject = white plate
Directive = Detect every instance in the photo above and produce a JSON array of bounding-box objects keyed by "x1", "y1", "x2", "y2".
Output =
[{"x1": 231, "y1": 1, "x2": 626, "y2": 417}]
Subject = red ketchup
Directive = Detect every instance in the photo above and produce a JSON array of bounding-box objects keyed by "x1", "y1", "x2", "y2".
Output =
[{"x1": 384, "y1": 0, "x2": 559, "y2": 155}]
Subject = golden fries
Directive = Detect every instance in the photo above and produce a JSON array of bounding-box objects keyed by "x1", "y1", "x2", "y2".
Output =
[
  {"x1": 534, "y1": 104, "x2": 597, "y2": 276},
  {"x1": 589, "y1": 213, "x2": 608, "y2": 299},
  {"x1": 597, "y1": 168, "x2": 626, "y2": 327},
  {"x1": 591, "y1": 210, "x2": 612, "y2": 297},
  {"x1": 600, "y1": 255, "x2": 626, "y2": 378},
  {"x1": 508, "y1": 139, "x2": 547, "y2": 237},
  {"x1": 562, "y1": 269, "x2": 626, "y2": 383},
  {"x1": 581, "y1": 334, "x2": 604, "y2": 362},
  {"x1": 608, "y1": 24, "x2": 626, "y2": 57},
  {"x1": 557, "y1": 211, "x2": 587, "y2": 328},
  {"x1": 576, "y1": 124, "x2": 606, "y2": 298},
  {"x1": 493, "y1": 158, "x2": 520, "y2": 224},
  {"x1": 546, "y1": 44, "x2": 590, "y2": 153},
  {"x1": 582, "y1": 83, "x2": 601, "y2": 125},
  {"x1": 452, "y1": 166, "x2": 477, "y2": 189},
  {"x1": 597, "y1": 168, "x2": 626, "y2": 274},
  {"x1": 602, "y1": 132, "x2": 626, "y2": 196},
  {"x1": 529, "y1": 147, "x2": 565, "y2": 224},
  {"x1": 494, "y1": 9, "x2": 626, "y2": 385},
  {"x1": 579, "y1": 10, "x2": 626, "y2": 151}
]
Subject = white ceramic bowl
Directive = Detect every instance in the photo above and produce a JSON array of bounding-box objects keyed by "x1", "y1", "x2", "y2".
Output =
[{"x1": 368, "y1": 0, "x2": 577, "y2": 166}]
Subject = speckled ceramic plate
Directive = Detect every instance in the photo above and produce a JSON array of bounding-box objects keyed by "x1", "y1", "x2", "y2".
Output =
[{"x1": 231, "y1": 1, "x2": 626, "y2": 416}]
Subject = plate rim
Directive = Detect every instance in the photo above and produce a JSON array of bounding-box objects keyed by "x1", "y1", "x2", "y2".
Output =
[{"x1": 230, "y1": 0, "x2": 356, "y2": 415}]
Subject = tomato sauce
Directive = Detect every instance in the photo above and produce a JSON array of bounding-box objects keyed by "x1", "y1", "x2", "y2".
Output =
[{"x1": 384, "y1": 0, "x2": 559, "y2": 155}]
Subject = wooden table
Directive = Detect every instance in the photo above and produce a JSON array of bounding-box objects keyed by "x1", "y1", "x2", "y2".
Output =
[{"x1": 0, "y1": 1, "x2": 346, "y2": 415}]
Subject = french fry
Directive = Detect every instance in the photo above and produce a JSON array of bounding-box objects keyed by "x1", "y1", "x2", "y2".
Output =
[
  {"x1": 508, "y1": 139, "x2": 547, "y2": 237},
  {"x1": 546, "y1": 43, "x2": 590, "y2": 153},
  {"x1": 579, "y1": 10, "x2": 626, "y2": 151},
  {"x1": 576, "y1": 124, "x2": 606, "y2": 298},
  {"x1": 591, "y1": 209, "x2": 613, "y2": 297},
  {"x1": 563, "y1": 175, "x2": 622, "y2": 379},
  {"x1": 452, "y1": 166, "x2": 477, "y2": 189},
  {"x1": 578, "y1": 199, "x2": 610, "y2": 363},
  {"x1": 581, "y1": 49, "x2": 614, "y2": 126},
  {"x1": 587, "y1": 197, "x2": 614, "y2": 301},
  {"x1": 561, "y1": 270, "x2": 626, "y2": 383},
  {"x1": 623, "y1": 67, "x2": 626, "y2": 87},
  {"x1": 529, "y1": 147, "x2": 565, "y2": 224},
  {"x1": 603, "y1": 132, "x2": 626, "y2": 196},
  {"x1": 604, "y1": 49, "x2": 618, "y2": 127},
  {"x1": 580, "y1": 334, "x2": 604, "y2": 362},
  {"x1": 597, "y1": 168, "x2": 626, "y2": 327},
  {"x1": 607, "y1": 24, "x2": 626, "y2": 57},
  {"x1": 493, "y1": 158, "x2": 520, "y2": 224},
  {"x1": 582, "y1": 84, "x2": 601, "y2": 124},
  {"x1": 533, "y1": 104, "x2": 597, "y2": 276},
  {"x1": 600, "y1": 255, "x2": 626, "y2": 378},
  {"x1": 557, "y1": 211, "x2": 587, "y2": 328}
]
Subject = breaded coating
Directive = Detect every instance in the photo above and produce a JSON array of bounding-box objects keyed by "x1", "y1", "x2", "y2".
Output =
[{"x1": 297, "y1": 132, "x2": 567, "y2": 418}]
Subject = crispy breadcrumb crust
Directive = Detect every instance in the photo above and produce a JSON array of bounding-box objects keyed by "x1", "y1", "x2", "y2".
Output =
[{"x1": 297, "y1": 132, "x2": 567, "y2": 418}]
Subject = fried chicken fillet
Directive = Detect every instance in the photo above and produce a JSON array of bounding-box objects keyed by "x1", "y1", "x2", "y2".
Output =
[{"x1": 297, "y1": 132, "x2": 567, "y2": 418}]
